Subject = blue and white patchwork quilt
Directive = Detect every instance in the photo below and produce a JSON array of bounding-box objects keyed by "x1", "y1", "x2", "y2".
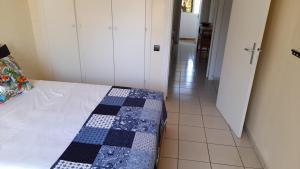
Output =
[{"x1": 51, "y1": 86, "x2": 167, "y2": 169}]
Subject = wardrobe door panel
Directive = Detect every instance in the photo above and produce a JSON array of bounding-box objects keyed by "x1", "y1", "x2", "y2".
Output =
[
  {"x1": 113, "y1": 0, "x2": 146, "y2": 88},
  {"x1": 76, "y1": 0, "x2": 115, "y2": 85},
  {"x1": 43, "y1": 0, "x2": 82, "y2": 82}
]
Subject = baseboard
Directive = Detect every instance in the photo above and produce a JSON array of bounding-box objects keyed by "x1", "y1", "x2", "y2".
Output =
[{"x1": 245, "y1": 126, "x2": 268, "y2": 169}]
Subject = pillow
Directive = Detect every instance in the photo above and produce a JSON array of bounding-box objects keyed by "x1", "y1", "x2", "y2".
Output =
[
  {"x1": 0, "y1": 45, "x2": 10, "y2": 59},
  {"x1": 0, "y1": 53, "x2": 33, "y2": 103}
]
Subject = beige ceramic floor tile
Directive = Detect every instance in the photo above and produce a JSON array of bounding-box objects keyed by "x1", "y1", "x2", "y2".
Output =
[
  {"x1": 233, "y1": 132, "x2": 252, "y2": 147},
  {"x1": 206, "y1": 128, "x2": 235, "y2": 146},
  {"x1": 202, "y1": 106, "x2": 222, "y2": 117},
  {"x1": 179, "y1": 141, "x2": 210, "y2": 162},
  {"x1": 179, "y1": 114, "x2": 203, "y2": 127},
  {"x1": 180, "y1": 102, "x2": 202, "y2": 115},
  {"x1": 180, "y1": 92, "x2": 199, "y2": 99},
  {"x1": 158, "y1": 158, "x2": 178, "y2": 169},
  {"x1": 238, "y1": 147, "x2": 263, "y2": 168},
  {"x1": 167, "y1": 90, "x2": 180, "y2": 99},
  {"x1": 178, "y1": 160, "x2": 211, "y2": 169},
  {"x1": 200, "y1": 100, "x2": 217, "y2": 107},
  {"x1": 180, "y1": 95, "x2": 200, "y2": 105},
  {"x1": 180, "y1": 88, "x2": 199, "y2": 96},
  {"x1": 199, "y1": 86, "x2": 217, "y2": 92},
  {"x1": 200, "y1": 97, "x2": 217, "y2": 104},
  {"x1": 208, "y1": 144, "x2": 243, "y2": 166},
  {"x1": 180, "y1": 83, "x2": 198, "y2": 89},
  {"x1": 199, "y1": 91, "x2": 217, "y2": 98},
  {"x1": 179, "y1": 126, "x2": 206, "y2": 142},
  {"x1": 203, "y1": 116, "x2": 230, "y2": 130},
  {"x1": 211, "y1": 164, "x2": 244, "y2": 169},
  {"x1": 166, "y1": 101, "x2": 179, "y2": 113},
  {"x1": 168, "y1": 113, "x2": 179, "y2": 125},
  {"x1": 168, "y1": 87, "x2": 180, "y2": 95},
  {"x1": 165, "y1": 124, "x2": 179, "y2": 139},
  {"x1": 161, "y1": 139, "x2": 178, "y2": 158}
]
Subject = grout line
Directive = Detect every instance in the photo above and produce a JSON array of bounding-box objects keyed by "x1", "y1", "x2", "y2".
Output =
[
  {"x1": 196, "y1": 56, "x2": 214, "y2": 169},
  {"x1": 230, "y1": 130, "x2": 246, "y2": 169},
  {"x1": 176, "y1": 71, "x2": 181, "y2": 169}
]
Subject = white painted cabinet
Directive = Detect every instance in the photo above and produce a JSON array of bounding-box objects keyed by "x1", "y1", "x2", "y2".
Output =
[
  {"x1": 75, "y1": 0, "x2": 115, "y2": 85},
  {"x1": 40, "y1": 0, "x2": 146, "y2": 87},
  {"x1": 113, "y1": 0, "x2": 146, "y2": 88},
  {"x1": 43, "y1": 0, "x2": 82, "y2": 83}
]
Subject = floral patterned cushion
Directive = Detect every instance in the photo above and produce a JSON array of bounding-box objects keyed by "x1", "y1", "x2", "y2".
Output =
[{"x1": 0, "y1": 55, "x2": 33, "y2": 103}]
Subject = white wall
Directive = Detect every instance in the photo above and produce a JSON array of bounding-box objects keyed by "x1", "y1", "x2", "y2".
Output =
[
  {"x1": 207, "y1": 0, "x2": 232, "y2": 80},
  {"x1": 148, "y1": 0, "x2": 173, "y2": 96},
  {"x1": 0, "y1": 0, "x2": 42, "y2": 79},
  {"x1": 179, "y1": 12, "x2": 199, "y2": 39},
  {"x1": 27, "y1": 0, "x2": 57, "y2": 80},
  {"x1": 246, "y1": 0, "x2": 300, "y2": 168},
  {"x1": 193, "y1": 0, "x2": 203, "y2": 14}
]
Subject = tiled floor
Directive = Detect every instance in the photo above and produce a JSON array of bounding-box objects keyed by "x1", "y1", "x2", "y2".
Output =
[{"x1": 158, "y1": 41, "x2": 263, "y2": 169}]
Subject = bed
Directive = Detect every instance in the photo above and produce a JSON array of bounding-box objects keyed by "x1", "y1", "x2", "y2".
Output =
[{"x1": 0, "y1": 80, "x2": 167, "y2": 169}]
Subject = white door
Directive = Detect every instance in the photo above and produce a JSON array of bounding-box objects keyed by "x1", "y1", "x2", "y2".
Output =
[
  {"x1": 75, "y1": 0, "x2": 115, "y2": 85},
  {"x1": 43, "y1": 0, "x2": 82, "y2": 83},
  {"x1": 216, "y1": 0, "x2": 271, "y2": 137},
  {"x1": 112, "y1": 0, "x2": 146, "y2": 88}
]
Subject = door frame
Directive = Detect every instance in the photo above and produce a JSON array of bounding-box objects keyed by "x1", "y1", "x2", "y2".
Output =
[
  {"x1": 162, "y1": 0, "x2": 174, "y2": 96},
  {"x1": 206, "y1": 0, "x2": 221, "y2": 80},
  {"x1": 206, "y1": 0, "x2": 233, "y2": 81}
]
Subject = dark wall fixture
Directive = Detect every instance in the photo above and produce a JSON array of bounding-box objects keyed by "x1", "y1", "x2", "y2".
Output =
[{"x1": 291, "y1": 49, "x2": 300, "y2": 59}]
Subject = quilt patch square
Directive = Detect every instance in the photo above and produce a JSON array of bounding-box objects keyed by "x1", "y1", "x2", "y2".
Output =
[
  {"x1": 132, "y1": 132, "x2": 156, "y2": 152},
  {"x1": 92, "y1": 104, "x2": 121, "y2": 116},
  {"x1": 123, "y1": 98, "x2": 146, "y2": 107},
  {"x1": 117, "y1": 106, "x2": 143, "y2": 119},
  {"x1": 128, "y1": 89, "x2": 163, "y2": 100},
  {"x1": 108, "y1": 88, "x2": 131, "y2": 97},
  {"x1": 134, "y1": 119, "x2": 158, "y2": 135},
  {"x1": 146, "y1": 91, "x2": 163, "y2": 100},
  {"x1": 74, "y1": 127, "x2": 109, "y2": 145},
  {"x1": 86, "y1": 114, "x2": 115, "y2": 129},
  {"x1": 103, "y1": 129, "x2": 135, "y2": 148},
  {"x1": 60, "y1": 142, "x2": 101, "y2": 164},
  {"x1": 111, "y1": 106, "x2": 142, "y2": 131},
  {"x1": 111, "y1": 116, "x2": 139, "y2": 131},
  {"x1": 100, "y1": 96, "x2": 126, "y2": 106},
  {"x1": 126, "y1": 150, "x2": 156, "y2": 169},
  {"x1": 128, "y1": 89, "x2": 149, "y2": 99},
  {"x1": 52, "y1": 160, "x2": 92, "y2": 169},
  {"x1": 140, "y1": 108, "x2": 161, "y2": 122},
  {"x1": 144, "y1": 99, "x2": 162, "y2": 111},
  {"x1": 92, "y1": 146, "x2": 131, "y2": 169}
]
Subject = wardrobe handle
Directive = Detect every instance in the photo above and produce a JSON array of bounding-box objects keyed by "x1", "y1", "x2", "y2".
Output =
[
  {"x1": 114, "y1": 26, "x2": 118, "y2": 31},
  {"x1": 108, "y1": 26, "x2": 113, "y2": 30}
]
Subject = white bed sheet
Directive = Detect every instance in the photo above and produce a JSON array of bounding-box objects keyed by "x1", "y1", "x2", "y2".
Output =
[{"x1": 0, "y1": 80, "x2": 111, "y2": 169}]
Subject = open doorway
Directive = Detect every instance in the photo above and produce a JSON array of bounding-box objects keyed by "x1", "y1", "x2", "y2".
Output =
[
  {"x1": 168, "y1": 0, "x2": 232, "y2": 92},
  {"x1": 167, "y1": 0, "x2": 230, "y2": 121},
  {"x1": 167, "y1": 0, "x2": 271, "y2": 138}
]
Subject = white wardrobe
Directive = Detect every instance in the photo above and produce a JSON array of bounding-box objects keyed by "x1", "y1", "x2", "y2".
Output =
[{"x1": 41, "y1": 0, "x2": 146, "y2": 88}]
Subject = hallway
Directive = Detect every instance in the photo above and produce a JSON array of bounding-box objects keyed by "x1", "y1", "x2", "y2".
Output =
[{"x1": 158, "y1": 41, "x2": 263, "y2": 169}]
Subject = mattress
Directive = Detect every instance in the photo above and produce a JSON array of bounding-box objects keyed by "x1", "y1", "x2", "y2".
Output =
[
  {"x1": 0, "y1": 80, "x2": 166, "y2": 169},
  {"x1": 0, "y1": 80, "x2": 111, "y2": 169}
]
